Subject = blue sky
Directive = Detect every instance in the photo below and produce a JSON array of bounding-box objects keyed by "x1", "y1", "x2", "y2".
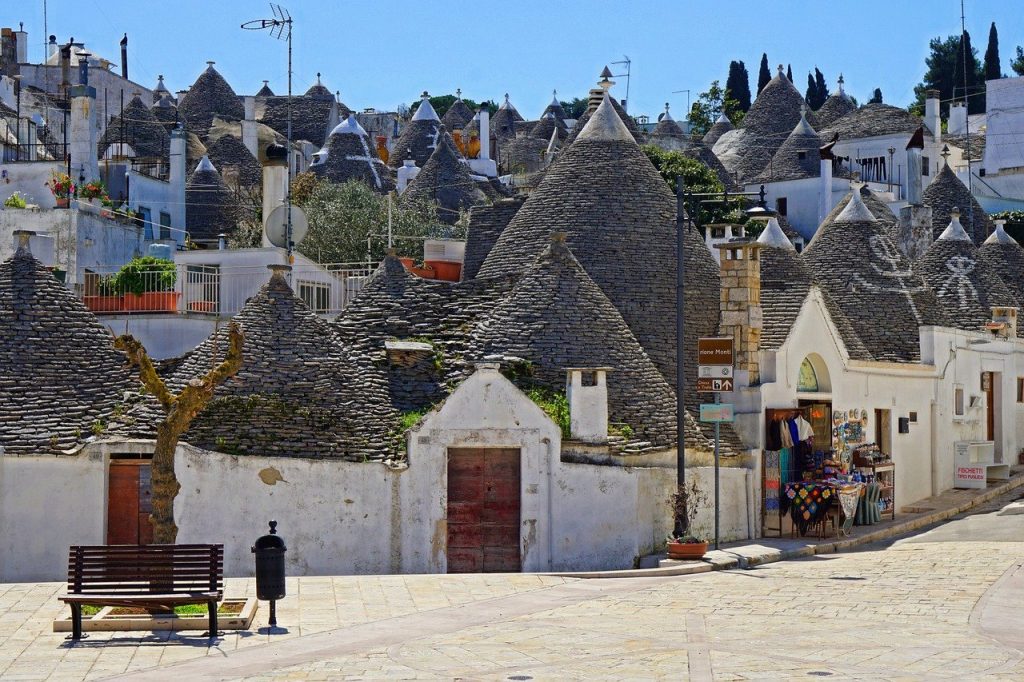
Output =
[{"x1": 9, "y1": 0, "x2": 1024, "y2": 118}]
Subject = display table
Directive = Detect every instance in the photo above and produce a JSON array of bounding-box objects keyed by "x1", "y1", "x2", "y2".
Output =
[{"x1": 781, "y1": 481, "x2": 864, "y2": 537}]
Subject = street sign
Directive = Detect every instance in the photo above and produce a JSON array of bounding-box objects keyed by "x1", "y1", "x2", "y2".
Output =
[
  {"x1": 698, "y1": 365, "x2": 734, "y2": 379},
  {"x1": 700, "y1": 403, "x2": 734, "y2": 423},
  {"x1": 696, "y1": 377, "x2": 734, "y2": 392},
  {"x1": 698, "y1": 337, "x2": 734, "y2": 366}
]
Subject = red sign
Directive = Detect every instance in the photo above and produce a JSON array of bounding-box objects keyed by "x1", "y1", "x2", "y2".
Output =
[{"x1": 698, "y1": 337, "x2": 734, "y2": 366}]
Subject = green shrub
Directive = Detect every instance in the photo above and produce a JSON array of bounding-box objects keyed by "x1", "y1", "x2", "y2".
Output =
[
  {"x1": 526, "y1": 387, "x2": 571, "y2": 439},
  {"x1": 112, "y1": 256, "x2": 176, "y2": 295},
  {"x1": 3, "y1": 192, "x2": 28, "y2": 209}
]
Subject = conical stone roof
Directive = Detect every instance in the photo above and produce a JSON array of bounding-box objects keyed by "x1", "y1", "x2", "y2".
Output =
[
  {"x1": 820, "y1": 184, "x2": 897, "y2": 231},
  {"x1": 255, "y1": 81, "x2": 274, "y2": 97},
  {"x1": 388, "y1": 96, "x2": 441, "y2": 168},
  {"x1": 815, "y1": 92, "x2": 856, "y2": 129},
  {"x1": 491, "y1": 94, "x2": 523, "y2": 142},
  {"x1": 501, "y1": 114, "x2": 565, "y2": 175},
  {"x1": 99, "y1": 96, "x2": 170, "y2": 158},
  {"x1": 185, "y1": 156, "x2": 241, "y2": 243},
  {"x1": 441, "y1": 98, "x2": 475, "y2": 130},
  {"x1": 204, "y1": 133, "x2": 261, "y2": 187},
  {"x1": 682, "y1": 139, "x2": 740, "y2": 190},
  {"x1": 477, "y1": 94, "x2": 722, "y2": 397},
  {"x1": 178, "y1": 63, "x2": 244, "y2": 137},
  {"x1": 703, "y1": 113, "x2": 734, "y2": 147},
  {"x1": 304, "y1": 75, "x2": 333, "y2": 99},
  {"x1": 260, "y1": 93, "x2": 340, "y2": 148},
  {"x1": 914, "y1": 211, "x2": 1019, "y2": 330},
  {"x1": 757, "y1": 218, "x2": 814, "y2": 350},
  {"x1": 651, "y1": 105, "x2": 686, "y2": 138},
  {"x1": 403, "y1": 132, "x2": 487, "y2": 224},
  {"x1": 165, "y1": 267, "x2": 395, "y2": 460},
  {"x1": 978, "y1": 223, "x2": 1024, "y2": 306},
  {"x1": 564, "y1": 94, "x2": 642, "y2": 146},
  {"x1": 150, "y1": 96, "x2": 179, "y2": 132},
  {"x1": 820, "y1": 103, "x2": 925, "y2": 140},
  {"x1": 462, "y1": 198, "x2": 526, "y2": 280},
  {"x1": 0, "y1": 238, "x2": 134, "y2": 454},
  {"x1": 754, "y1": 111, "x2": 822, "y2": 182},
  {"x1": 312, "y1": 115, "x2": 394, "y2": 192},
  {"x1": 469, "y1": 236, "x2": 680, "y2": 447},
  {"x1": 802, "y1": 189, "x2": 946, "y2": 362},
  {"x1": 541, "y1": 92, "x2": 567, "y2": 123},
  {"x1": 922, "y1": 164, "x2": 993, "y2": 244}
]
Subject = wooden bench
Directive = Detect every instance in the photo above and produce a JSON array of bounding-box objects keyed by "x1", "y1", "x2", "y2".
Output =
[{"x1": 59, "y1": 544, "x2": 224, "y2": 641}]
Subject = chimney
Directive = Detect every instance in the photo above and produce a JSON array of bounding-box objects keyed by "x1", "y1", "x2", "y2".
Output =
[
  {"x1": 46, "y1": 34, "x2": 57, "y2": 60},
  {"x1": 119, "y1": 33, "x2": 128, "y2": 80},
  {"x1": 896, "y1": 127, "x2": 933, "y2": 260},
  {"x1": 261, "y1": 143, "x2": 289, "y2": 247},
  {"x1": 59, "y1": 40, "x2": 71, "y2": 92},
  {"x1": 565, "y1": 368, "x2": 611, "y2": 444},
  {"x1": 925, "y1": 90, "x2": 941, "y2": 143},
  {"x1": 241, "y1": 96, "x2": 258, "y2": 158},
  {"x1": 990, "y1": 306, "x2": 1018, "y2": 339},
  {"x1": 819, "y1": 138, "x2": 836, "y2": 227},
  {"x1": 68, "y1": 51, "x2": 99, "y2": 184},
  {"x1": 13, "y1": 229, "x2": 35, "y2": 251},
  {"x1": 168, "y1": 125, "x2": 186, "y2": 244},
  {"x1": 716, "y1": 240, "x2": 762, "y2": 386},
  {"x1": 14, "y1": 23, "x2": 27, "y2": 64},
  {"x1": 949, "y1": 102, "x2": 967, "y2": 135},
  {"x1": 397, "y1": 159, "x2": 420, "y2": 193},
  {"x1": 478, "y1": 108, "x2": 490, "y2": 161}
]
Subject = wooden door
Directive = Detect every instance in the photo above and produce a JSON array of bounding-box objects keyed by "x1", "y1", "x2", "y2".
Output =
[
  {"x1": 874, "y1": 409, "x2": 892, "y2": 456},
  {"x1": 107, "y1": 460, "x2": 153, "y2": 544},
  {"x1": 446, "y1": 448, "x2": 521, "y2": 573},
  {"x1": 982, "y1": 372, "x2": 995, "y2": 441}
]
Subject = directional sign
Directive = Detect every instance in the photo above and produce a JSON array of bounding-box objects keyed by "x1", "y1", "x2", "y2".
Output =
[
  {"x1": 698, "y1": 337, "x2": 734, "y2": 366},
  {"x1": 698, "y1": 365, "x2": 734, "y2": 379},
  {"x1": 700, "y1": 403, "x2": 734, "y2": 423},
  {"x1": 696, "y1": 377, "x2": 734, "y2": 393}
]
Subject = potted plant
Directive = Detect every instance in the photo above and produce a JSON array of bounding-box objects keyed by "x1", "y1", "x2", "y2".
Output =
[
  {"x1": 84, "y1": 276, "x2": 122, "y2": 312},
  {"x1": 666, "y1": 480, "x2": 710, "y2": 560},
  {"x1": 3, "y1": 192, "x2": 28, "y2": 209},
  {"x1": 79, "y1": 180, "x2": 107, "y2": 211},
  {"x1": 48, "y1": 171, "x2": 74, "y2": 208},
  {"x1": 111, "y1": 256, "x2": 178, "y2": 312}
]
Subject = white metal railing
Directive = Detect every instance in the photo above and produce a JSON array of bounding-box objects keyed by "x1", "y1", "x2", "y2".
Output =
[{"x1": 73, "y1": 261, "x2": 377, "y2": 318}]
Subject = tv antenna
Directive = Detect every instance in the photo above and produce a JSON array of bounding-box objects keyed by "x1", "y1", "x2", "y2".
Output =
[
  {"x1": 611, "y1": 55, "x2": 631, "y2": 112},
  {"x1": 243, "y1": 4, "x2": 296, "y2": 259}
]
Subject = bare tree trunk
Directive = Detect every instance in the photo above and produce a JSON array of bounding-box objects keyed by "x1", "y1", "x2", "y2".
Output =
[{"x1": 116, "y1": 323, "x2": 244, "y2": 545}]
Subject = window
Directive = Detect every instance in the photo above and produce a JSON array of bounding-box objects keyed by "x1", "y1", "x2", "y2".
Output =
[
  {"x1": 298, "y1": 281, "x2": 331, "y2": 313},
  {"x1": 798, "y1": 358, "x2": 818, "y2": 392},
  {"x1": 1017, "y1": 378, "x2": 1024, "y2": 403},
  {"x1": 954, "y1": 385, "x2": 965, "y2": 416},
  {"x1": 138, "y1": 206, "x2": 152, "y2": 239},
  {"x1": 775, "y1": 197, "x2": 788, "y2": 216},
  {"x1": 159, "y1": 212, "x2": 172, "y2": 240},
  {"x1": 797, "y1": 151, "x2": 807, "y2": 160},
  {"x1": 711, "y1": 227, "x2": 725, "y2": 239},
  {"x1": 922, "y1": 157, "x2": 930, "y2": 176}
]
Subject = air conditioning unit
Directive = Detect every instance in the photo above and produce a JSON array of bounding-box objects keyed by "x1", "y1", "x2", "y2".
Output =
[{"x1": 423, "y1": 239, "x2": 465, "y2": 263}]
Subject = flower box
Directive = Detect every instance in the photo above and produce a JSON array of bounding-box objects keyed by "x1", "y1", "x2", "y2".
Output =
[
  {"x1": 84, "y1": 295, "x2": 122, "y2": 313},
  {"x1": 188, "y1": 300, "x2": 218, "y2": 313},
  {"x1": 123, "y1": 292, "x2": 180, "y2": 312}
]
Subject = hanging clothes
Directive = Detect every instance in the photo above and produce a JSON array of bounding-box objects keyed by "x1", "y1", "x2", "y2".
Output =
[
  {"x1": 795, "y1": 415, "x2": 814, "y2": 442},
  {"x1": 766, "y1": 419, "x2": 782, "y2": 451},
  {"x1": 780, "y1": 420, "x2": 794, "y2": 449},
  {"x1": 787, "y1": 419, "x2": 800, "y2": 449}
]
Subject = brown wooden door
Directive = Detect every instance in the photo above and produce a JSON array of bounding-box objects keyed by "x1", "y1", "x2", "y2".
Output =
[
  {"x1": 107, "y1": 460, "x2": 153, "y2": 544},
  {"x1": 446, "y1": 448, "x2": 521, "y2": 573},
  {"x1": 982, "y1": 372, "x2": 995, "y2": 441}
]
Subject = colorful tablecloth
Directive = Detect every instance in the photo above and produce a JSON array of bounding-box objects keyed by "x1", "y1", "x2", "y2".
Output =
[{"x1": 781, "y1": 482, "x2": 834, "y2": 536}]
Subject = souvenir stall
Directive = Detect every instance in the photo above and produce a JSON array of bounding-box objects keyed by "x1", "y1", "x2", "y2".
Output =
[{"x1": 762, "y1": 406, "x2": 896, "y2": 537}]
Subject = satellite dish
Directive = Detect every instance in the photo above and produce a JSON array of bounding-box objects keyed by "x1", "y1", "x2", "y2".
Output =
[{"x1": 264, "y1": 204, "x2": 309, "y2": 249}]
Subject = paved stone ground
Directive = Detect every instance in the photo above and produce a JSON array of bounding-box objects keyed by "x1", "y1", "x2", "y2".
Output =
[{"x1": 1, "y1": 491, "x2": 1022, "y2": 681}]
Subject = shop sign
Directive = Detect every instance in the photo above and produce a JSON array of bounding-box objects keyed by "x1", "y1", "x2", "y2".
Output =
[
  {"x1": 698, "y1": 337, "x2": 734, "y2": 366},
  {"x1": 700, "y1": 403, "x2": 734, "y2": 423}
]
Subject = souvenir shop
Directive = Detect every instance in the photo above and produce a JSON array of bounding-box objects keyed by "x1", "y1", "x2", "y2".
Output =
[{"x1": 762, "y1": 400, "x2": 896, "y2": 538}]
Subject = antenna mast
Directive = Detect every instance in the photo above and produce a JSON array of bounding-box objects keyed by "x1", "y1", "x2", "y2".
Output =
[
  {"x1": 959, "y1": 0, "x2": 974, "y2": 236},
  {"x1": 612, "y1": 55, "x2": 632, "y2": 112},
  {"x1": 243, "y1": 3, "x2": 294, "y2": 261}
]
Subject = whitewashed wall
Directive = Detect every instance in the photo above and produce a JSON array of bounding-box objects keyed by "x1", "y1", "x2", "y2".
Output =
[{"x1": 0, "y1": 160, "x2": 64, "y2": 209}]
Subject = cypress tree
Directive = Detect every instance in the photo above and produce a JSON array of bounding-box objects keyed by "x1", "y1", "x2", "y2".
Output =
[
  {"x1": 984, "y1": 22, "x2": 1001, "y2": 81},
  {"x1": 953, "y1": 30, "x2": 984, "y2": 114},
  {"x1": 805, "y1": 73, "x2": 817, "y2": 109},
  {"x1": 814, "y1": 68, "x2": 829, "y2": 106},
  {"x1": 727, "y1": 60, "x2": 752, "y2": 111},
  {"x1": 787, "y1": 64, "x2": 793, "y2": 82},
  {"x1": 869, "y1": 88, "x2": 883, "y2": 104},
  {"x1": 757, "y1": 53, "x2": 771, "y2": 94}
]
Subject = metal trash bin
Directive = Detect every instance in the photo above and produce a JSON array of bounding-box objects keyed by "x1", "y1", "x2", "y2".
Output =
[{"x1": 252, "y1": 520, "x2": 286, "y2": 627}]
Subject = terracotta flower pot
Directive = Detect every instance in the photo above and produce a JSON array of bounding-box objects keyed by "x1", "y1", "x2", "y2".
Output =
[
  {"x1": 55, "y1": 197, "x2": 70, "y2": 209},
  {"x1": 667, "y1": 541, "x2": 708, "y2": 560},
  {"x1": 424, "y1": 260, "x2": 462, "y2": 282},
  {"x1": 398, "y1": 257, "x2": 415, "y2": 270},
  {"x1": 84, "y1": 295, "x2": 122, "y2": 312}
]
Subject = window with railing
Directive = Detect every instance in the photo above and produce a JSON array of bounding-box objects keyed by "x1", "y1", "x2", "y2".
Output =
[
  {"x1": 298, "y1": 280, "x2": 331, "y2": 313},
  {"x1": 184, "y1": 264, "x2": 220, "y2": 314}
]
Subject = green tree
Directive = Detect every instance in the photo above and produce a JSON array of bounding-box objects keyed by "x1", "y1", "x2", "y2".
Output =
[
  {"x1": 869, "y1": 88, "x2": 883, "y2": 104},
  {"x1": 295, "y1": 179, "x2": 449, "y2": 263},
  {"x1": 1013, "y1": 46, "x2": 1024, "y2": 76},
  {"x1": 409, "y1": 94, "x2": 497, "y2": 118},
  {"x1": 814, "y1": 68, "x2": 829, "y2": 106},
  {"x1": 726, "y1": 60, "x2": 751, "y2": 111},
  {"x1": 559, "y1": 97, "x2": 589, "y2": 119},
  {"x1": 641, "y1": 145, "x2": 742, "y2": 225},
  {"x1": 687, "y1": 80, "x2": 744, "y2": 136},
  {"x1": 912, "y1": 34, "x2": 969, "y2": 116},
  {"x1": 757, "y1": 53, "x2": 771, "y2": 94},
  {"x1": 953, "y1": 30, "x2": 985, "y2": 114},
  {"x1": 985, "y1": 22, "x2": 1002, "y2": 80},
  {"x1": 787, "y1": 64, "x2": 793, "y2": 82},
  {"x1": 805, "y1": 73, "x2": 818, "y2": 109}
]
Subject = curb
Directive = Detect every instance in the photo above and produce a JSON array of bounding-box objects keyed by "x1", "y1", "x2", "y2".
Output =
[{"x1": 550, "y1": 473, "x2": 1024, "y2": 580}]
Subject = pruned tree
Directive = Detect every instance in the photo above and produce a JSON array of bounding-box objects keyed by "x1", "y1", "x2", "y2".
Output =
[
  {"x1": 787, "y1": 64, "x2": 793, "y2": 82},
  {"x1": 757, "y1": 53, "x2": 771, "y2": 94},
  {"x1": 115, "y1": 324, "x2": 244, "y2": 544}
]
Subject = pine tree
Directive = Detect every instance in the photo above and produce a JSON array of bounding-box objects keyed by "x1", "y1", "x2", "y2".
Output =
[
  {"x1": 984, "y1": 22, "x2": 1001, "y2": 81},
  {"x1": 787, "y1": 64, "x2": 793, "y2": 82},
  {"x1": 814, "y1": 68, "x2": 829, "y2": 106},
  {"x1": 869, "y1": 88, "x2": 883, "y2": 104},
  {"x1": 757, "y1": 53, "x2": 771, "y2": 95},
  {"x1": 727, "y1": 60, "x2": 752, "y2": 111}
]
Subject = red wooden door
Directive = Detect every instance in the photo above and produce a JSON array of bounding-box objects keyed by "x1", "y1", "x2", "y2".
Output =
[
  {"x1": 446, "y1": 448, "x2": 521, "y2": 573},
  {"x1": 107, "y1": 460, "x2": 153, "y2": 544}
]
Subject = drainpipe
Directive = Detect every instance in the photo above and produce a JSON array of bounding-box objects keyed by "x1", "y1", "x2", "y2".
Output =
[
  {"x1": 542, "y1": 436, "x2": 555, "y2": 571},
  {"x1": 930, "y1": 400, "x2": 940, "y2": 497}
]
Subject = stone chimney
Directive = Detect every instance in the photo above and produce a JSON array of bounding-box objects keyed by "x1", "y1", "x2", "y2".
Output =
[
  {"x1": 46, "y1": 34, "x2": 58, "y2": 60},
  {"x1": 168, "y1": 125, "x2": 186, "y2": 242},
  {"x1": 119, "y1": 33, "x2": 128, "y2": 80},
  {"x1": 241, "y1": 96, "x2": 258, "y2": 158},
  {"x1": 68, "y1": 50, "x2": 99, "y2": 184},
  {"x1": 990, "y1": 306, "x2": 1019, "y2": 339},
  {"x1": 819, "y1": 138, "x2": 836, "y2": 227},
  {"x1": 925, "y1": 90, "x2": 941, "y2": 144},
  {"x1": 14, "y1": 23, "x2": 27, "y2": 64},
  {"x1": 478, "y1": 108, "x2": 490, "y2": 161},
  {"x1": 716, "y1": 240, "x2": 762, "y2": 386},
  {"x1": 565, "y1": 368, "x2": 611, "y2": 444},
  {"x1": 261, "y1": 143, "x2": 289, "y2": 247},
  {"x1": 949, "y1": 102, "x2": 967, "y2": 135},
  {"x1": 896, "y1": 127, "x2": 933, "y2": 260}
]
